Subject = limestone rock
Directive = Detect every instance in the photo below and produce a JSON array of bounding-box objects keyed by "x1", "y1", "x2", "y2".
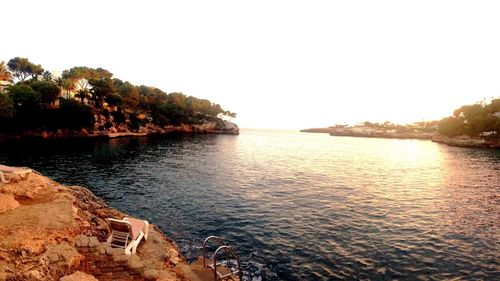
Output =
[
  {"x1": 167, "y1": 248, "x2": 180, "y2": 265},
  {"x1": 44, "y1": 242, "x2": 84, "y2": 271},
  {"x1": 221, "y1": 120, "x2": 240, "y2": 134},
  {"x1": 0, "y1": 171, "x2": 190, "y2": 281},
  {"x1": 48, "y1": 253, "x2": 60, "y2": 263},
  {"x1": 143, "y1": 269, "x2": 159, "y2": 280},
  {"x1": 25, "y1": 270, "x2": 43, "y2": 280},
  {"x1": 130, "y1": 254, "x2": 141, "y2": 262},
  {"x1": 0, "y1": 193, "x2": 20, "y2": 214},
  {"x1": 107, "y1": 247, "x2": 125, "y2": 256},
  {"x1": 88, "y1": 236, "x2": 100, "y2": 248},
  {"x1": 98, "y1": 243, "x2": 109, "y2": 255},
  {"x1": 75, "y1": 235, "x2": 89, "y2": 247},
  {"x1": 59, "y1": 271, "x2": 98, "y2": 281},
  {"x1": 158, "y1": 270, "x2": 177, "y2": 281},
  {"x1": 39, "y1": 255, "x2": 49, "y2": 266},
  {"x1": 113, "y1": 254, "x2": 129, "y2": 263},
  {"x1": 128, "y1": 258, "x2": 145, "y2": 272}
]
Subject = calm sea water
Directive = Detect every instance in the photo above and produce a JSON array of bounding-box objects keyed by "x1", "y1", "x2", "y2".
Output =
[{"x1": 1, "y1": 130, "x2": 499, "y2": 280}]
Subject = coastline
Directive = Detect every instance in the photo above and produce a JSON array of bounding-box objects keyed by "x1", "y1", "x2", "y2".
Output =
[
  {"x1": 431, "y1": 133, "x2": 500, "y2": 149},
  {"x1": 0, "y1": 121, "x2": 239, "y2": 142},
  {"x1": 301, "y1": 128, "x2": 500, "y2": 148},
  {"x1": 300, "y1": 127, "x2": 433, "y2": 140},
  {"x1": 328, "y1": 131, "x2": 433, "y2": 140},
  {"x1": 0, "y1": 171, "x2": 207, "y2": 281}
]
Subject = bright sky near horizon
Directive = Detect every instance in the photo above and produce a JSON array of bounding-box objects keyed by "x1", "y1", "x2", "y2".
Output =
[{"x1": 2, "y1": 1, "x2": 500, "y2": 129}]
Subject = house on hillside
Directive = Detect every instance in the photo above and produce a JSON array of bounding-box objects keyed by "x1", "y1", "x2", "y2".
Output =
[{"x1": 0, "y1": 80, "x2": 10, "y2": 93}]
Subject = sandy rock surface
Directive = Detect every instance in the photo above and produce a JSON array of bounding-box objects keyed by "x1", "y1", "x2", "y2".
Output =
[
  {"x1": 0, "y1": 193, "x2": 19, "y2": 214},
  {"x1": 60, "y1": 271, "x2": 98, "y2": 281},
  {"x1": 0, "y1": 172, "x2": 212, "y2": 281}
]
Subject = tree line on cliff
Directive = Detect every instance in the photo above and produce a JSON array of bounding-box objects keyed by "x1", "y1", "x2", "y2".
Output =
[
  {"x1": 437, "y1": 98, "x2": 500, "y2": 138},
  {"x1": 0, "y1": 57, "x2": 236, "y2": 133}
]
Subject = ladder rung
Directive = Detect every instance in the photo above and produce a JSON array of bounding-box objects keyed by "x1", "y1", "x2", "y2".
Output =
[
  {"x1": 207, "y1": 263, "x2": 223, "y2": 270},
  {"x1": 217, "y1": 271, "x2": 234, "y2": 279}
]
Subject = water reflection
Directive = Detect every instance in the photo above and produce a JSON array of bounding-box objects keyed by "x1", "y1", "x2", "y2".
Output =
[{"x1": 0, "y1": 131, "x2": 499, "y2": 280}]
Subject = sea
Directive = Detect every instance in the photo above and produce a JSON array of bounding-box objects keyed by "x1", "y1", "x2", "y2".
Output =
[{"x1": 1, "y1": 129, "x2": 499, "y2": 280}]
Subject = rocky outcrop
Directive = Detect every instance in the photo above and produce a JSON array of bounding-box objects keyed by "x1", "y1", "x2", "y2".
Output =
[
  {"x1": 301, "y1": 127, "x2": 434, "y2": 140},
  {"x1": 0, "y1": 120, "x2": 239, "y2": 142},
  {"x1": 60, "y1": 271, "x2": 98, "y2": 281},
  {"x1": 328, "y1": 131, "x2": 434, "y2": 140},
  {"x1": 0, "y1": 193, "x2": 19, "y2": 214},
  {"x1": 0, "y1": 172, "x2": 197, "y2": 281},
  {"x1": 432, "y1": 134, "x2": 500, "y2": 148},
  {"x1": 300, "y1": 128, "x2": 337, "y2": 134}
]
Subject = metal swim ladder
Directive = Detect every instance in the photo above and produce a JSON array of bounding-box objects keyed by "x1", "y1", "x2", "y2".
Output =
[{"x1": 202, "y1": 236, "x2": 242, "y2": 281}]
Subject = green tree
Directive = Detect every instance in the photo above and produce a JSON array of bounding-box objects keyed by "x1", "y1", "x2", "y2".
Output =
[
  {"x1": 138, "y1": 85, "x2": 168, "y2": 107},
  {"x1": 7, "y1": 57, "x2": 44, "y2": 81},
  {"x1": 6, "y1": 84, "x2": 42, "y2": 130},
  {"x1": 59, "y1": 99, "x2": 95, "y2": 129},
  {"x1": 75, "y1": 89, "x2": 90, "y2": 103},
  {"x1": 7, "y1": 84, "x2": 41, "y2": 110},
  {"x1": 223, "y1": 111, "x2": 237, "y2": 121},
  {"x1": 29, "y1": 80, "x2": 61, "y2": 105},
  {"x1": 486, "y1": 98, "x2": 500, "y2": 114},
  {"x1": 106, "y1": 93, "x2": 123, "y2": 107},
  {"x1": 438, "y1": 98, "x2": 500, "y2": 137},
  {"x1": 56, "y1": 77, "x2": 76, "y2": 99},
  {"x1": 62, "y1": 66, "x2": 113, "y2": 92},
  {"x1": 117, "y1": 81, "x2": 140, "y2": 110},
  {"x1": 42, "y1": 70, "x2": 53, "y2": 81},
  {"x1": 89, "y1": 77, "x2": 116, "y2": 107},
  {"x1": 0, "y1": 92, "x2": 14, "y2": 119}
]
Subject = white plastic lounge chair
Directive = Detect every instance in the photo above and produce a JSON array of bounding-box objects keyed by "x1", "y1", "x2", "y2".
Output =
[
  {"x1": 0, "y1": 171, "x2": 11, "y2": 184},
  {"x1": 0, "y1": 165, "x2": 32, "y2": 183},
  {"x1": 106, "y1": 217, "x2": 149, "y2": 255}
]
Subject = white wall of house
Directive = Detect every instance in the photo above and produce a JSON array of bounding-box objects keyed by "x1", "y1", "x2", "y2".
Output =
[{"x1": 0, "y1": 80, "x2": 10, "y2": 93}]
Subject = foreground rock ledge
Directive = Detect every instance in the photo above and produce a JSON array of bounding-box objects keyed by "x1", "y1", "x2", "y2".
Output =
[{"x1": 0, "y1": 172, "x2": 203, "y2": 281}]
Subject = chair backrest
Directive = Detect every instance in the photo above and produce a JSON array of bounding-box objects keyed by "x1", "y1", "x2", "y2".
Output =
[
  {"x1": 107, "y1": 219, "x2": 133, "y2": 248},
  {"x1": 0, "y1": 171, "x2": 10, "y2": 184}
]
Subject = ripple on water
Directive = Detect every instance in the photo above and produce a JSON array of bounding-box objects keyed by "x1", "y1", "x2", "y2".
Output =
[{"x1": 0, "y1": 131, "x2": 499, "y2": 280}]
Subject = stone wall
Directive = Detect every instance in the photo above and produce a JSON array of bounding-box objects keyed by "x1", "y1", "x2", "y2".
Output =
[{"x1": 74, "y1": 235, "x2": 165, "y2": 281}]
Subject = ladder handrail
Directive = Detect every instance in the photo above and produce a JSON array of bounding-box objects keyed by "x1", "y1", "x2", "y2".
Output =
[
  {"x1": 213, "y1": 245, "x2": 242, "y2": 281},
  {"x1": 202, "y1": 236, "x2": 227, "y2": 268}
]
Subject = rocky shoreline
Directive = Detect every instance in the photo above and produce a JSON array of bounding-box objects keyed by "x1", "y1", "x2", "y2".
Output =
[
  {"x1": 301, "y1": 128, "x2": 500, "y2": 148},
  {"x1": 300, "y1": 128, "x2": 433, "y2": 140},
  {"x1": 431, "y1": 133, "x2": 500, "y2": 149},
  {"x1": 0, "y1": 121, "x2": 239, "y2": 142},
  {"x1": 0, "y1": 172, "x2": 211, "y2": 281},
  {"x1": 328, "y1": 131, "x2": 433, "y2": 140}
]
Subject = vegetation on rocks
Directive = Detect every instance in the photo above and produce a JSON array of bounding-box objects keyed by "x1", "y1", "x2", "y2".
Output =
[
  {"x1": 437, "y1": 98, "x2": 500, "y2": 138},
  {"x1": 0, "y1": 57, "x2": 237, "y2": 136},
  {"x1": 301, "y1": 121, "x2": 439, "y2": 139}
]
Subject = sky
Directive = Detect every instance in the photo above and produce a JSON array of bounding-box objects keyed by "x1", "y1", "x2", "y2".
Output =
[{"x1": 2, "y1": 0, "x2": 500, "y2": 129}]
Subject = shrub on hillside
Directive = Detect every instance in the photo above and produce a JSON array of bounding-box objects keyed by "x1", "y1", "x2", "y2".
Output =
[
  {"x1": 59, "y1": 99, "x2": 95, "y2": 130},
  {"x1": 0, "y1": 93, "x2": 14, "y2": 119}
]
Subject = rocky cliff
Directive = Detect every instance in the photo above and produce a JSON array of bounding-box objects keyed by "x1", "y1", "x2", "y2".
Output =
[
  {"x1": 432, "y1": 133, "x2": 500, "y2": 149},
  {"x1": 0, "y1": 120, "x2": 239, "y2": 142},
  {"x1": 0, "y1": 172, "x2": 209, "y2": 281}
]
